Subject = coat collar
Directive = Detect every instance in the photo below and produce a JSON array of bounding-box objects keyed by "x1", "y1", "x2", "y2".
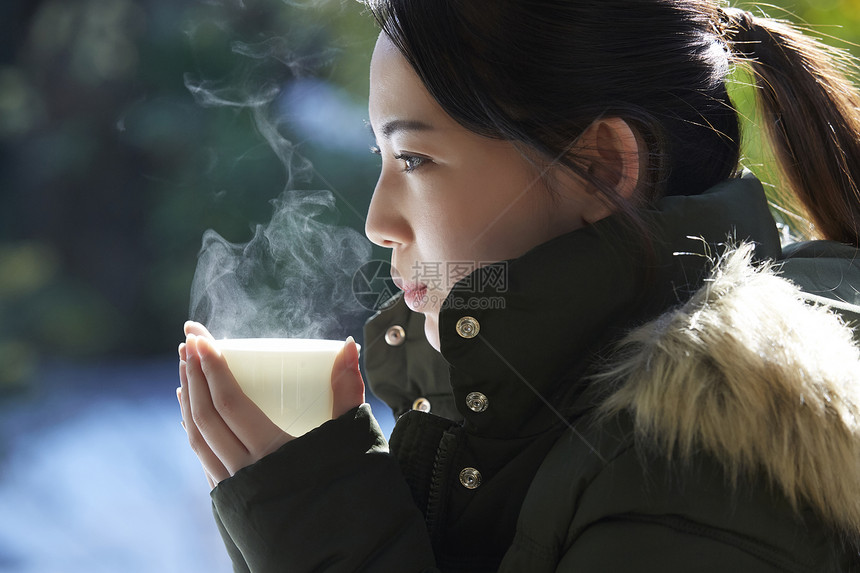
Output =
[
  {"x1": 438, "y1": 174, "x2": 782, "y2": 438},
  {"x1": 596, "y1": 242, "x2": 860, "y2": 541}
]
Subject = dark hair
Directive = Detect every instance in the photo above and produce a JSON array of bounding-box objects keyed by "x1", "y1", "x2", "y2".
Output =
[{"x1": 364, "y1": 1, "x2": 860, "y2": 247}]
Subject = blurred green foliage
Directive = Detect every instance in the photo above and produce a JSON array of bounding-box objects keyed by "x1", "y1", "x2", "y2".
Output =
[
  {"x1": 0, "y1": 0, "x2": 857, "y2": 390},
  {"x1": 0, "y1": 0, "x2": 379, "y2": 390}
]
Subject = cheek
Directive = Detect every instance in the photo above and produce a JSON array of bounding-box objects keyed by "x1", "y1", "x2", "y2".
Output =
[
  {"x1": 411, "y1": 160, "x2": 552, "y2": 263},
  {"x1": 458, "y1": 191, "x2": 548, "y2": 261},
  {"x1": 410, "y1": 185, "x2": 481, "y2": 259}
]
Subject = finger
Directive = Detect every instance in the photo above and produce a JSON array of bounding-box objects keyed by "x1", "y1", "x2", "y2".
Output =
[
  {"x1": 179, "y1": 363, "x2": 230, "y2": 485},
  {"x1": 185, "y1": 335, "x2": 251, "y2": 475},
  {"x1": 179, "y1": 372, "x2": 230, "y2": 486},
  {"x1": 194, "y1": 456, "x2": 216, "y2": 490},
  {"x1": 195, "y1": 335, "x2": 292, "y2": 457},
  {"x1": 331, "y1": 336, "x2": 365, "y2": 419},
  {"x1": 178, "y1": 342, "x2": 187, "y2": 361},
  {"x1": 185, "y1": 320, "x2": 215, "y2": 340},
  {"x1": 181, "y1": 416, "x2": 222, "y2": 490}
]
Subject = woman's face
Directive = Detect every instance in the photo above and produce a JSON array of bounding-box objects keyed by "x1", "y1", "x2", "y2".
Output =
[{"x1": 366, "y1": 34, "x2": 592, "y2": 350}]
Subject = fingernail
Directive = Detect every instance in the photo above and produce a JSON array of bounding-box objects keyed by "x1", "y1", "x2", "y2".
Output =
[
  {"x1": 176, "y1": 387, "x2": 182, "y2": 402},
  {"x1": 198, "y1": 335, "x2": 220, "y2": 357},
  {"x1": 186, "y1": 335, "x2": 198, "y2": 361},
  {"x1": 344, "y1": 336, "x2": 359, "y2": 370}
]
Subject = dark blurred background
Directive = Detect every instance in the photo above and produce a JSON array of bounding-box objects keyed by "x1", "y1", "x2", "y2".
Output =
[
  {"x1": 0, "y1": 0, "x2": 856, "y2": 571},
  {"x1": 0, "y1": 0, "x2": 381, "y2": 386}
]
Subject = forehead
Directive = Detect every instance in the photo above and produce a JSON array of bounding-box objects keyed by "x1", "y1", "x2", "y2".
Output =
[{"x1": 368, "y1": 34, "x2": 443, "y2": 131}]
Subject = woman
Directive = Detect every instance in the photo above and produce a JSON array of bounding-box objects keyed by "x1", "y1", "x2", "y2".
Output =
[{"x1": 178, "y1": 1, "x2": 860, "y2": 571}]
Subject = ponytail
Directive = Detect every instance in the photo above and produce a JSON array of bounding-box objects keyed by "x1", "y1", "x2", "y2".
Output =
[{"x1": 720, "y1": 7, "x2": 860, "y2": 247}]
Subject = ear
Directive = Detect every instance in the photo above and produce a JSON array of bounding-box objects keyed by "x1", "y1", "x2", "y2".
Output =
[{"x1": 571, "y1": 117, "x2": 642, "y2": 224}]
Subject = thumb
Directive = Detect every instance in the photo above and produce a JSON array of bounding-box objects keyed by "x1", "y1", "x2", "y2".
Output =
[{"x1": 331, "y1": 336, "x2": 365, "y2": 418}]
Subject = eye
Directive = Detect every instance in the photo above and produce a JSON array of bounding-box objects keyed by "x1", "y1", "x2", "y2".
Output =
[{"x1": 393, "y1": 153, "x2": 428, "y2": 173}]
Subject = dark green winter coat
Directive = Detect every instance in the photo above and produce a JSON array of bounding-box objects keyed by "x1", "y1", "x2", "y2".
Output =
[{"x1": 210, "y1": 175, "x2": 860, "y2": 572}]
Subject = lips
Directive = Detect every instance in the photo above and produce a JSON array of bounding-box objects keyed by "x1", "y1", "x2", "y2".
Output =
[
  {"x1": 402, "y1": 284, "x2": 428, "y2": 311},
  {"x1": 392, "y1": 274, "x2": 429, "y2": 312}
]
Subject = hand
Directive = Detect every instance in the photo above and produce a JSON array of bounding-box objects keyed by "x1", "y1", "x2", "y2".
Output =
[{"x1": 177, "y1": 322, "x2": 365, "y2": 489}]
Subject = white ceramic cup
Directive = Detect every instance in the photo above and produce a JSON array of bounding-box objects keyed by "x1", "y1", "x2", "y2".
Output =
[{"x1": 214, "y1": 338, "x2": 351, "y2": 437}]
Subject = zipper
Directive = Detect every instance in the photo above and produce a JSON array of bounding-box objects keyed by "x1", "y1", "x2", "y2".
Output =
[{"x1": 425, "y1": 429, "x2": 460, "y2": 541}]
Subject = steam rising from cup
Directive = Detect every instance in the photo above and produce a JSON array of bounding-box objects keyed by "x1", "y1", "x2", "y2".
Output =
[
  {"x1": 189, "y1": 190, "x2": 371, "y2": 340},
  {"x1": 184, "y1": 18, "x2": 372, "y2": 341}
]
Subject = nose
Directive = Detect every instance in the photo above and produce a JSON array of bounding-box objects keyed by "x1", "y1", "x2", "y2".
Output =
[{"x1": 365, "y1": 173, "x2": 412, "y2": 248}]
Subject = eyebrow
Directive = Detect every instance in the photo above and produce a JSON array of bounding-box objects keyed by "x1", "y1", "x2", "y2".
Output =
[{"x1": 370, "y1": 119, "x2": 435, "y2": 139}]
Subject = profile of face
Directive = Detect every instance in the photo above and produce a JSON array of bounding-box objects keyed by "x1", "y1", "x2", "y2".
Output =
[{"x1": 365, "y1": 34, "x2": 634, "y2": 351}]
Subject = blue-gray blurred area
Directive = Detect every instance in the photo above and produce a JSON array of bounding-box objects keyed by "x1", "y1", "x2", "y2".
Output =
[
  {"x1": 0, "y1": 0, "x2": 392, "y2": 570},
  {"x1": 0, "y1": 360, "x2": 232, "y2": 571},
  {"x1": 0, "y1": 358, "x2": 393, "y2": 572}
]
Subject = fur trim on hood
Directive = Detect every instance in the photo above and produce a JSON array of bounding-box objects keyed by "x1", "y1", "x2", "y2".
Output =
[{"x1": 597, "y1": 244, "x2": 860, "y2": 539}]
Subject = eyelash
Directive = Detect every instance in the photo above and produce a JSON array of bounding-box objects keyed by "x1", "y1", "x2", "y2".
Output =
[
  {"x1": 394, "y1": 153, "x2": 427, "y2": 173},
  {"x1": 369, "y1": 146, "x2": 428, "y2": 173}
]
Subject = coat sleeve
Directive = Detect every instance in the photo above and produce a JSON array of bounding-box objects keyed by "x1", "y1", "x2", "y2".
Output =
[{"x1": 210, "y1": 403, "x2": 438, "y2": 573}]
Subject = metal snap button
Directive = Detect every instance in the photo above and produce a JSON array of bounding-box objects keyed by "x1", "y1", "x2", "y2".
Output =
[
  {"x1": 412, "y1": 397, "x2": 431, "y2": 413},
  {"x1": 465, "y1": 392, "x2": 489, "y2": 413},
  {"x1": 459, "y1": 467, "x2": 482, "y2": 490},
  {"x1": 384, "y1": 325, "x2": 406, "y2": 346},
  {"x1": 455, "y1": 316, "x2": 480, "y2": 339}
]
